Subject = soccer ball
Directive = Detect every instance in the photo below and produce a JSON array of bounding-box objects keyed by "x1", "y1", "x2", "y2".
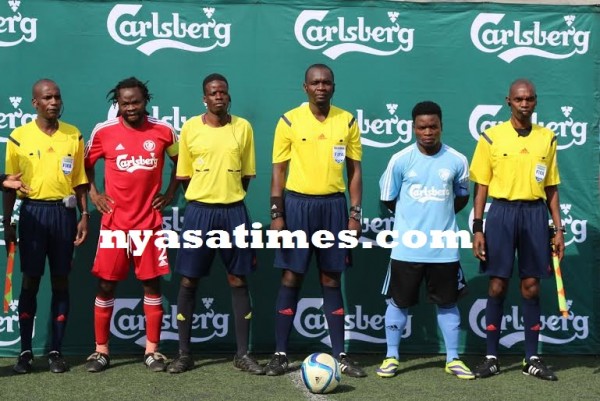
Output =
[{"x1": 300, "y1": 353, "x2": 341, "y2": 394}]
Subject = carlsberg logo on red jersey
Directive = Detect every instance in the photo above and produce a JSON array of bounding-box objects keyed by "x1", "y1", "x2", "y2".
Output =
[{"x1": 116, "y1": 153, "x2": 159, "y2": 172}]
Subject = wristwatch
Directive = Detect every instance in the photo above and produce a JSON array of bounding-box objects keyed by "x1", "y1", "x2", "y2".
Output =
[
  {"x1": 349, "y1": 205, "x2": 362, "y2": 222},
  {"x1": 271, "y1": 212, "x2": 284, "y2": 220}
]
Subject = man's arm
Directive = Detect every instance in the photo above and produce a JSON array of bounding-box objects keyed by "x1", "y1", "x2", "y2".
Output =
[
  {"x1": 74, "y1": 184, "x2": 89, "y2": 246},
  {"x1": 86, "y1": 166, "x2": 113, "y2": 214},
  {"x1": 152, "y1": 160, "x2": 179, "y2": 210},
  {"x1": 346, "y1": 158, "x2": 363, "y2": 236},
  {"x1": 270, "y1": 161, "x2": 288, "y2": 230},
  {"x1": 545, "y1": 185, "x2": 564, "y2": 260},
  {"x1": 472, "y1": 183, "x2": 488, "y2": 261},
  {"x1": 454, "y1": 194, "x2": 469, "y2": 214},
  {"x1": 2, "y1": 188, "x2": 17, "y2": 255}
]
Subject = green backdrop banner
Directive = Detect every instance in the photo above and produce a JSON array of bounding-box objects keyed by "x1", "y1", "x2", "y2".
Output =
[{"x1": 0, "y1": 0, "x2": 598, "y2": 356}]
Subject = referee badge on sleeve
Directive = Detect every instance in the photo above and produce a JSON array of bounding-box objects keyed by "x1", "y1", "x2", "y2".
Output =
[
  {"x1": 333, "y1": 145, "x2": 346, "y2": 164},
  {"x1": 534, "y1": 163, "x2": 546, "y2": 183},
  {"x1": 61, "y1": 156, "x2": 74, "y2": 175}
]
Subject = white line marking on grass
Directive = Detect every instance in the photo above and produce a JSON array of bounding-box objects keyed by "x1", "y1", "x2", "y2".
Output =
[{"x1": 289, "y1": 369, "x2": 330, "y2": 401}]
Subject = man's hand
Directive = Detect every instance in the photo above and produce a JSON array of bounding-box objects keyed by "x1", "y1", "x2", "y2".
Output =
[
  {"x1": 348, "y1": 218, "x2": 362, "y2": 238},
  {"x1": 3, "y1": 173, "x2": 30, "y2": 193},
  {"x1": 270, "y1": 217, "x2": 285, "y2": 231},
  {"x1": 74, "y1": 216, "x2": 88, "y2": 246},
  {"x1": 152, "y1": 193, "x2": 174, "y2": 210},
  {"x1": 90, "y1": 192, "x2": 114, "y2": 214},
  {"x1": 3, "y1": 222, "x2": 16, "y2": 256},
  {"x1": 553, "y1": 230, "x2": 565, "y2": 261},
  {"x1": 472, "y1": 232, "x2": 486, "y2": 261}
]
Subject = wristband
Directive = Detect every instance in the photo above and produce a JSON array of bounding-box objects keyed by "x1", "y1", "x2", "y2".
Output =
[
  {"x1": 270, "y1": 196, "x2": 284, "y2": 214},
  {"x1": 472, "y1": 218, "x2": 484, "y2": 233}
]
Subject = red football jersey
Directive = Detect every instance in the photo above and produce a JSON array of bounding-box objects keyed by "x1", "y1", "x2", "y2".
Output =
[{"x1": 85, "y1": 116, "x2": 178, "y2": 230}]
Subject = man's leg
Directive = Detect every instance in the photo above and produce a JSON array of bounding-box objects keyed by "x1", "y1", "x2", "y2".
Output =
[
  {"x1": 13, "y1": 275, "x2": 40, "y2": 374},
  {"x1": 228, "y1": 274, "x2": 263, "y2": 375},
  {"x1": 264, "y1": 269, "x2": 302, "y2": 376},
  {"x1": 86, "y1": 279, "x2": 117, "y2": 372},
  {"x1": 142, "y1": 277, "x2": 166, "y2": 372},
  {"x1": 168, "y1": 276, "x2": 197, "y2": 374}
]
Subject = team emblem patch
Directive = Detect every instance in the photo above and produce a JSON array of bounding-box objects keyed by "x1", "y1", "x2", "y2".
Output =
[
  {"x1": 143, "y1": 140, "x2": 156, "y2": 152},
  {"x1": 534, "y1": 163, "x2": 547, "y2": 183},
  {"x1": 333, "y1": 145, "x2": 346, "y2": 164},
  {"x1": 438, "y1": 168, "x2": 451, "y2": 183},
  {"x1": 61, "y1": 156, "x2": 74, "y2": 175}
]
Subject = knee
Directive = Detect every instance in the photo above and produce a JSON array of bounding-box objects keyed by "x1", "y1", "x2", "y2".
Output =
[
  {"x1": 181, "y1": 276, "x2": 198, "y2": 289},
  {"x1": 21, "y1": 275, "x2": 41, "y2": 293},
  {"x1": 97, "y1": 279, "x2": 117, "y2": 298},
  {"x1": 281, "y1": 270, "x2": 302, "y2": 288},
  {"x1": 488, "y1": 278, "x2": 507, "y2": 298},
  {"x1": 320, "y1": 271, "x2": 341, "y2": 288},
  {"x1": 521, "y1": 279, "x2": 540, "y2": 299},
  {"x1": 227, "y1": 274, "x2": 247, "y2": 288},
  {"x1": 142, "y1": 278, "x2": 161, "y2": 296},
  {"x1": 51, "y1": 275, "x2": 69, "y2": 292}
]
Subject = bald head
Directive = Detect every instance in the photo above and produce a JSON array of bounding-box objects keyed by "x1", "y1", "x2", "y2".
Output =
[
  {"x1": 508, "y1": 79, "x2": 536, "y2": 97},
  {"x1": 32, "y1": 79, "x2": 58, "y2": 98}
]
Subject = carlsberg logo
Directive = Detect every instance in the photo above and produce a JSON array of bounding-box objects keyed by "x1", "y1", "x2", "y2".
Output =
[
  {"x1": 293, "y1": 298, "x2": 407, "y2": 345},
  {"x1": 111, "y1": 298, "x2": 229, "y2": 346},
  {"x1": 469, "y1": 299, "x2": 588, "y2": 347},
  {"x1": 0, "y1": 0, "x2": 37, "y2": 47},
  {"x1": 107, "y1": 5, "x2": 231, "y2": 56},
  {"x1": 295, "y1": 10, "x2": 414, "y2": 60},
  {"x1": 468, "y1": 105, "x2": 588, "y2": 150},
  {"x1": 0, "y1": 96, "x2": 35, "y2": 141},
  {"x1": 358, "y1": 103, "x2": 413, "y2": 148},
  {"x1": 471, "y1": 13, "x2": 590, "y2": 63}
]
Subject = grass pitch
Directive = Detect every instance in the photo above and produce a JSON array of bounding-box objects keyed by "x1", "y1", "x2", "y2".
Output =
[{"x1": 1, "y1": 354, "x2": 599, "y2": 400}]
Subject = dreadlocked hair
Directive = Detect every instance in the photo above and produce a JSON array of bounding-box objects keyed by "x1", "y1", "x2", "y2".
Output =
[{"x1": 106, "y1": 77, "x2": 152, "y2": 105}]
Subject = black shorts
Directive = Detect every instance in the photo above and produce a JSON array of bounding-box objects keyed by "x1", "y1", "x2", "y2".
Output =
[{"x1": 381, "y1": 259, "x2": 461, "y2": 308}]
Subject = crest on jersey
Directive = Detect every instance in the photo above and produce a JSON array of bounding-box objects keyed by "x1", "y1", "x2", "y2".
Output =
[
  {"x1": 143, "y1": 140, "x2": 156, "y2": 152},
  {"x1": 438, "y1": 168, "x2": 451, "y2": 183}
]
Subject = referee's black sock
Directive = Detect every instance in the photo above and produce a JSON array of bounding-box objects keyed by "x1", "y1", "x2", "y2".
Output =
[
  {"x1": 176, "y1": 284, "x2": 196, "y2": 355},
  {"x1": 522, "y1": 296, "x2": 541, "y2": 361},
  {"x1": 274, "y1": 285, "x2": 299, "y2": 353},
  {"x1": 51, "y1": 288, "x2": 69, "y2": 352},
  {"x1": 231, "y1": 286, "x2": 251, "y2": 356},
  {"x1": 322, "y1": 285, "x2": 345, "y2": 357},
  {"x1": 18, "y1": 287, "x2": 38, "y2": 352}
]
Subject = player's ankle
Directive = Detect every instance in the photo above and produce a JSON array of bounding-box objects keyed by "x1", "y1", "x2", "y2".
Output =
[{"x1": 96, "y1": 343, "x2": 109, "y2": 355}]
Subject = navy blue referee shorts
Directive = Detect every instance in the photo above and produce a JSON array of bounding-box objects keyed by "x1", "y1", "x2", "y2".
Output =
[
  {"x1": 18, "y1": 199, "x2": 77, "y2": 277},
  {"x1": 274, "y1": 191, "x2": 351, "y2": 274},
  {"x1": 481, "y1": 198, "x2": 552, "y2": 279},
  {"x1": 175, "y1": 201, "x2": 256, "y2": 278}
]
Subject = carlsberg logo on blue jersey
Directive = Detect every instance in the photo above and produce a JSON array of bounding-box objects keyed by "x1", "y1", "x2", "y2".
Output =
[
  {"x1": 471, "y1": 13, "x2": 590, "y2": 63},
  {"x1": 107, "y1": 4, "x2": 231, "y2": 55},
  {"x1": 295, "y1": 10, "x2": 414, "y2": 60}
]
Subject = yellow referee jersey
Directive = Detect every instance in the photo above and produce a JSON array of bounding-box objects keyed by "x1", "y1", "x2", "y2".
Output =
[
  {"x1": 5, "y1": 120, "x2": 88, "y2": 200},
  {"x1": 177, "y1": 114, "x2": 256, "y2": 204},
  {"x1": 469, "y1": 121, "x2": 560, "y2": 201},
  {"x1": 272, "y1": 104, "x2": 362, "y2": 195}
]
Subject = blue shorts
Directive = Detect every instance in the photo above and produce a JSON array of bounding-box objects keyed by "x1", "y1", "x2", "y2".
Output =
[
  {"x1": 481, "y1": 199, "x2": 552, "y2": 279},
  {"x1": 175, "y1": 201, "x2": 256, "y2": 278},
  {"x1": 18, "y1": 199, "x2": 77, "y2": 277},
  {"x1": 274, "y1": 191, "x2": 351, "y2": 274}
]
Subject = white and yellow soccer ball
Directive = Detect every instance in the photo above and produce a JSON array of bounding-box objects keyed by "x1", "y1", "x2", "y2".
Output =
[{"x1": 300, "y1": 352, "x2": 341, "y2": 394}]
